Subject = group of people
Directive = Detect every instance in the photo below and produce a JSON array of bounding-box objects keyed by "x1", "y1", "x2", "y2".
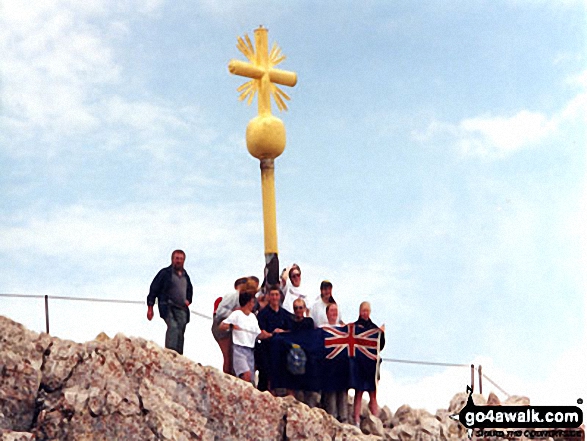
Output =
[
  {"x1": 146, "y1": 251, "x2": 385, "y2": 426},
  {"x1": 211, "y1": 264, "x2": 386, "y2": 426}
]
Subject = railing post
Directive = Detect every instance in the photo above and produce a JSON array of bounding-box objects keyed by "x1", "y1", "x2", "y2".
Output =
[
  {"x1": 44, "y1": 294, "x2": 50, "y2": 334},
  {"x1": 478, "y1": 365, "x2": 483, "y2": 395},
  {"x1": 470, "y1": 364, "x2": 475, "y2": 393}
]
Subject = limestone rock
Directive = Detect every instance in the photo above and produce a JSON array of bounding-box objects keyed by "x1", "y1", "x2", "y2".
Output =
[
  {"x1": 0, "y1": 319, "x2": 43, "y2": 432},
  {"x1": 360, "y1": 413, "x2": 384, "y2": 436},
  {"x1": 5, "y1": 315, "x2": 569, "y2": 441},
  {"x1": 486, "y1": 392, "x2": 501, "y2": 405},
  {"x1": 447, "y1": 392, "x2": 486, "y2": 413},
  {"x1": 379, "y1": 405, "x2": 393, "y2": 427},
  {"x1": 1, "y1": 316, "x2": 379, "y2": 441},
  {"x1": 504, "y1": 395, "x2": 530, "y2": 406},
  {"x1": 0, "y1": 431, "x2": 35, "y2": 441}
]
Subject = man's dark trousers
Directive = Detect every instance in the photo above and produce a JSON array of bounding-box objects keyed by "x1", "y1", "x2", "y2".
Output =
[{"x1": 164, "y1": 304, "x2": 189, "y2": 354}]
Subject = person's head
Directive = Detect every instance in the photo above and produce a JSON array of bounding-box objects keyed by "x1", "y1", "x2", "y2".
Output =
[
  {"x1": 326, "y1": 302, "x2": 339, "y2": 325},
  {"x1": 359, "y1": 301, "x2": 371, "y2": 321},
  {"x1": 239, "y1": 291, "x2": 255, "y2": 310},
  {"x1": 171, "y1": 250, "x2": 185, "y2": 271},
  {"x1": 293, "y1": 298, "x2": 306, "y2": 320},
  {"x1": 289, "y1": 264, "x2": 301, "y2": 287},
  {"x1": 267, "y1": 284, "x2": 281, "y2": 309},
  {"x1": 248, "y1": 276, "x2": 260, "y2": 290},
  {"x1": 234, "y1": 277, "x2": 248, "y2": 292},
  {"x1": 320, "y1": 280, "x2": 333, "y2": 303},
  {"x1": 243, "y1": 280, "x2": 258, "y2": 296}
]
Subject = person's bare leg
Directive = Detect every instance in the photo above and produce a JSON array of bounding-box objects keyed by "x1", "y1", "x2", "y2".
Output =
[
  {"x1": 368, "y1": 391, "x2": 379, "y2": 417},
  {"x1": 218, "y1": 337, "x2": 231, "y2": 374},
  {"x1": 240, "y1": 371, "x2": 252, "y2": 383},
  {"x1": 353, "y1": 391, "x2": 364, "y2": 424}
]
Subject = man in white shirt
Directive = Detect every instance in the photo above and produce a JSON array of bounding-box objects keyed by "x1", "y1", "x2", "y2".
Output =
[{"x1": 220, "y1": 289, "x2": 271, "y2": 383}]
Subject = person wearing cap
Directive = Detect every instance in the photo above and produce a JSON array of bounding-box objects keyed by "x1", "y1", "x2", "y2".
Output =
[
  {"x1": 282, "y1": 264, "x2": 310, "y2": 314},
  {"x1": 309, "y1": 280, "x2": 342, "y2": 328}
]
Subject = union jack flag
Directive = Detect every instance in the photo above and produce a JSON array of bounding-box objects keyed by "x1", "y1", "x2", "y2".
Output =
[{"x1": 323, "y1": 323, "x2": 380, "y2": 361}]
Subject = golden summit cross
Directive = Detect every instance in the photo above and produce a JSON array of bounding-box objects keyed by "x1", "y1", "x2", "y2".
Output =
[
  {"x1": 228, "y1": 25, "x2": 297, "y2": 115},
  {"x1": 227, "y1": 26, "x2": 298, "y2": 285}
]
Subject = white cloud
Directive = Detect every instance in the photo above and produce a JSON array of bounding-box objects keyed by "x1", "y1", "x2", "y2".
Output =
[
  {"x1": 0, "y1": 0, "x2": 202, "y2": 158},
  {"x1": 0, "y1": 1, "x2": 119, "y2": 134},
  {"x1": 0, "y1": 202, "x2": 260, "y2": 264},
  {"x1": 413, "y1": 88, "x2": 586, "y2": 159},
  {"x1": 458, "y1": 110, "x2": 554, "y2": 157}
]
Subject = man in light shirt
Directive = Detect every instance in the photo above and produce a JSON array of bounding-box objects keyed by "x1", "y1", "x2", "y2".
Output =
[{"x1": 219, "y1": 286, "x2": 271, "y2": 383}]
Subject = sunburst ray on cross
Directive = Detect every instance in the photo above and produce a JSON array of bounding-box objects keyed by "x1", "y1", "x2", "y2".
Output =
[{"x1": 230, "y1": 29, "x2": 296, "y2": 113}]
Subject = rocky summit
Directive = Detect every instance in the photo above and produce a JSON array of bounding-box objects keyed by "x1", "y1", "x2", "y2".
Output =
[{"x1": 0, "y1": 315, "x2": 573, "y2": 441}]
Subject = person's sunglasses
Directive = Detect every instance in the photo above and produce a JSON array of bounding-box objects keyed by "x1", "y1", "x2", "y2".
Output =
[
  {"x1": 291, "y1": 273, "x2": 301, "y2": 278},
  {"x1": 294, "y1": 306, "x2": 304, "y2": 310}
]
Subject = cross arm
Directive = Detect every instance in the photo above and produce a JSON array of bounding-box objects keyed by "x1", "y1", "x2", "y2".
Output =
[
  {"x1": 229, "y1": 60, "x2": 297, "y2": 88},
  {"x1": 228, "y1": 60, "x2": 264, "y2": 79},
  {"x1": 268, "y1": 68, "x2": 297, "y2": 87}
]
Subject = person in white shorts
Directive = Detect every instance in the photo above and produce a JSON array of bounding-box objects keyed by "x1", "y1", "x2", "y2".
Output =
[{"x1": 220, "y1": 288, "x2": 271, "y2": 383}]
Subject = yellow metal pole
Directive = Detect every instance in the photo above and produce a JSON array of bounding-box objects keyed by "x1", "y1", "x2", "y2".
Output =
[
  {"x1": 228, "y1": 26, "x2": 297, "y2": 285},
  {"x1": 260, "y1": 159, "x2": 278, "y2": 254}
]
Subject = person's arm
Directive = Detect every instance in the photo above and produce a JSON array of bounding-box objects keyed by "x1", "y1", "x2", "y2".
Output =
[
  {"x1": 219, "y1": 322, "x2": 240, "y2": 332},
  {"x1": 186, "y1": 272, "x2": 193, "y2": 306},
  {"x1": 258, "y1": 329, "x2": 272, "y2": 340},
  {"x1": 220, "y1": 312, "x2": 241, "y2": 331},
  {"x1": 147, "y1": 269, "x2": 164, "y2": 320}
]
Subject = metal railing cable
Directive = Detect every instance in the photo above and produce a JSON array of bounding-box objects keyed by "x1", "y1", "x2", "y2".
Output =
[
  {"x1": 381, "y1": 357, "x2": 469, "y2": 368},
  {"x1": 1, "y1": 292, "x2": 511, "y2": 397},
  {"x1": 479, "y1": 370, "x2": 511, "y2": 398}
]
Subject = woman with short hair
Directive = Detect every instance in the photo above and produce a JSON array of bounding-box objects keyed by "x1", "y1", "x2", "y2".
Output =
[{"x1": 352, "y1": 301, "x2": 385, "y2": 425}]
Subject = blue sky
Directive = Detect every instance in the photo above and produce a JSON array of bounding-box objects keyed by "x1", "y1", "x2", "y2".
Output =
[{"x1": 1, "y1": 1, "x2": 585, "y2": 411}]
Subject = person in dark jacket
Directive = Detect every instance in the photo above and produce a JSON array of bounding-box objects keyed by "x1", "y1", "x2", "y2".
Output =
[
  {"x1": 290, "y1": 298, "x2": 314, "y2": 332},
  {"x1": 147, "y1": 250, "x2": 193, "y2": 354},
  {"x1": 257, "y1": 284, "x2": 293, "y2": 392},
  {"x1": 352, "y1": 301, "x2": 385, "y2": 425}
]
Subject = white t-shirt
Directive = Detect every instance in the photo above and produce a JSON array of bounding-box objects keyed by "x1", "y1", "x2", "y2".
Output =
[
  {"x1": 223, "y1": 310, "x2": 260, "y2": 348},
  {"x1": 282, "y1": 280, "x2": 310, "y2": 314},
  {"x1": 310, "y1": 299, "x2": 342, "y2": 328}
]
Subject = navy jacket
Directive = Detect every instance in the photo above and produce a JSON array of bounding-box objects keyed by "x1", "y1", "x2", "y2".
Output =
[{"x1": 147, "y1": 265, "x2": 193, "y2": 322}]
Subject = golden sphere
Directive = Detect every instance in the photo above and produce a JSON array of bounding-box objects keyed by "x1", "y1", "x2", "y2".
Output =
[{"x1": 246, "y1": 115, "x2": 286, "y2": 159}]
